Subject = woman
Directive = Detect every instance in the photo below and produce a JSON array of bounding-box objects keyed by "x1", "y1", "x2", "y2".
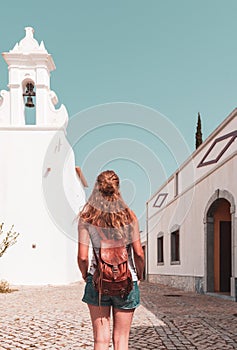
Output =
[{"x1": 78, "y1": 170, "x2": 144, "y2": 350}]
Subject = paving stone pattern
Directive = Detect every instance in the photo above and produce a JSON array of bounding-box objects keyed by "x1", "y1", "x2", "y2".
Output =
[{"x1": 0, "y1": 281, "x2": 236, "y2": 349}]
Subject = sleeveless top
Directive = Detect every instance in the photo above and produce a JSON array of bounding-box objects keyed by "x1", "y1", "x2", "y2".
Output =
[{"x1": 87, "y1": 224, "x2": 138, "y2": 281}]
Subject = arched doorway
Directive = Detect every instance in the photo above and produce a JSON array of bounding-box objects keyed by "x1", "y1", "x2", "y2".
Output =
[{"x1": 206, "y1": 198, "x2": 231, "y2": 294}]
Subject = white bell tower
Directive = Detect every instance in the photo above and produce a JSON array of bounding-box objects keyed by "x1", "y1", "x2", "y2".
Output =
[
  {"x1": 0, "y1": 28, "x2": 86, "y2": 285},
  {"x1": 0, "y1": 27, "x2": 68, "y2": 128}
]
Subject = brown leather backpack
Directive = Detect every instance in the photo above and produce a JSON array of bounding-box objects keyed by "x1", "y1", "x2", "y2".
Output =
[{"x1": 93, "y1": 228, "x2": 133, "y2": 300}]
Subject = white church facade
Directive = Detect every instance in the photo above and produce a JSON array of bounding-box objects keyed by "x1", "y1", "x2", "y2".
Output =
[
  {"x1": 0, "y1": 28, "x2": 86, "y2": 285},
  {"x1": 146, "y1": 109, "x2": 237, "y2": 301}
]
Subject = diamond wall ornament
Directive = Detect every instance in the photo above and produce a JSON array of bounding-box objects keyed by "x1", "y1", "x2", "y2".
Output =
[
  {"x1": 153, "y1": 193, "x2": 168, "y2": 208},
  {"x1": 197, "y1": 130, "x2": 237, "y2": 168}
]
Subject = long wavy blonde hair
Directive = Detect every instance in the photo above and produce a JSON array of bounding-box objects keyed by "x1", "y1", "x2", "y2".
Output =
[{"x1": 79, "y1": 170, "x2": 135, "y2": 240}]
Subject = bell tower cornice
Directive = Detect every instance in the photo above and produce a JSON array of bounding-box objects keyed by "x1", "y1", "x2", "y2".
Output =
[{"x1": 2, "y1": 27, "x2": 56, "y2": 71}]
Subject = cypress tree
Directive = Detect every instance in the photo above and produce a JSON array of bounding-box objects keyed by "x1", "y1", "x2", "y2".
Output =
[{"x1": 195, "y1": 112, "x2": 203, "y2": 149}]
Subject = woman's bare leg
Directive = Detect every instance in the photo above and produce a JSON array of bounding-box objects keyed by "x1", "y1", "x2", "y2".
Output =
[
  {"x1": 88, "y1": 304, "x2": 111, "y2": 350},
  {"x1": 112, "y1": 308, "x2": 135, "y2": 350}
]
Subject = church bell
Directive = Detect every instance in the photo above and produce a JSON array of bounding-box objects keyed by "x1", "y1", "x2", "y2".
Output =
[{"x1": 23, "y1": 82, "x2": 36, "y2": 108}]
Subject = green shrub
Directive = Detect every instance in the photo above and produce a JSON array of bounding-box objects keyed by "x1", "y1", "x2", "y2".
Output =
[
  {"x1": 0, "y1": 224, "x2": 20, "y2": 293},
  {"x1": 0, "y1": 223, "x2": 19, "y2": 258},
  {"x1": 0, "y1": 279, "x2": 11, "y2": 293}
]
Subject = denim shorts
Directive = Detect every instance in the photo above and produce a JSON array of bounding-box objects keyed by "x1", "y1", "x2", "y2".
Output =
[{"x1": 82, "y1": 274, "x2": 140, "y2": 309}]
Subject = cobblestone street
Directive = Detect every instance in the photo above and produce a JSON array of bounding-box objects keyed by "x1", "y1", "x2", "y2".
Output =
[{"x1": 0, "y1": 281, "x2": 237, "y2": 349}]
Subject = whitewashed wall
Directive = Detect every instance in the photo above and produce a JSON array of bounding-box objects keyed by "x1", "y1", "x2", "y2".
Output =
[{"x1": 0, "y1": 128, "x2": 85, "y2": 285}]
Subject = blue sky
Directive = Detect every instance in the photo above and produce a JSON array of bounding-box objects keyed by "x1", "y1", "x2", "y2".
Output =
[{"x1": 1, "y1": 1, "x2": 237, "y2": 229}]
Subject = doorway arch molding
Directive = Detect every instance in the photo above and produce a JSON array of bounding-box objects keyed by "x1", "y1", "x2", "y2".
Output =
[{"x1": 204, "y1": 189, "x2": 235, "y2": 221}]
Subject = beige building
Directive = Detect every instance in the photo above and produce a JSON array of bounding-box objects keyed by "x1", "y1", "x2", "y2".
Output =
[{"x1": 146, "y1": 109, "x2": 237, "y2": 301}]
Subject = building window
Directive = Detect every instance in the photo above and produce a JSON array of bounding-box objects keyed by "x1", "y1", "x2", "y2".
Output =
[
  {"x1": 171, "y1": 230, "x2": 180, "y2": 263},
  {"x1": 174, "y1": 172, "x2": 179, "y2": 197},
  {"x1": 157, "y1": 234, "x2": 164, "y2": 264}
]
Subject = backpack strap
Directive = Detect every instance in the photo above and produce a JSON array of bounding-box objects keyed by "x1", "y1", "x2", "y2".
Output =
[
  {"x1": 92, "y1": 245, "x2": 103, "y2": 308},
  {"x1": 92, "y1": 227, "x2": 106, "y2": 309}
]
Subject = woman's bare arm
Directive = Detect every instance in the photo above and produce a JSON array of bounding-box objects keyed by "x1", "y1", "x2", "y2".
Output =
[
  {"x1": 131, "y1": 217, "x2": 145, "y2": 281},
  {"x1": 77, "y1": 221, "x2": 90, "y2": 281}
]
